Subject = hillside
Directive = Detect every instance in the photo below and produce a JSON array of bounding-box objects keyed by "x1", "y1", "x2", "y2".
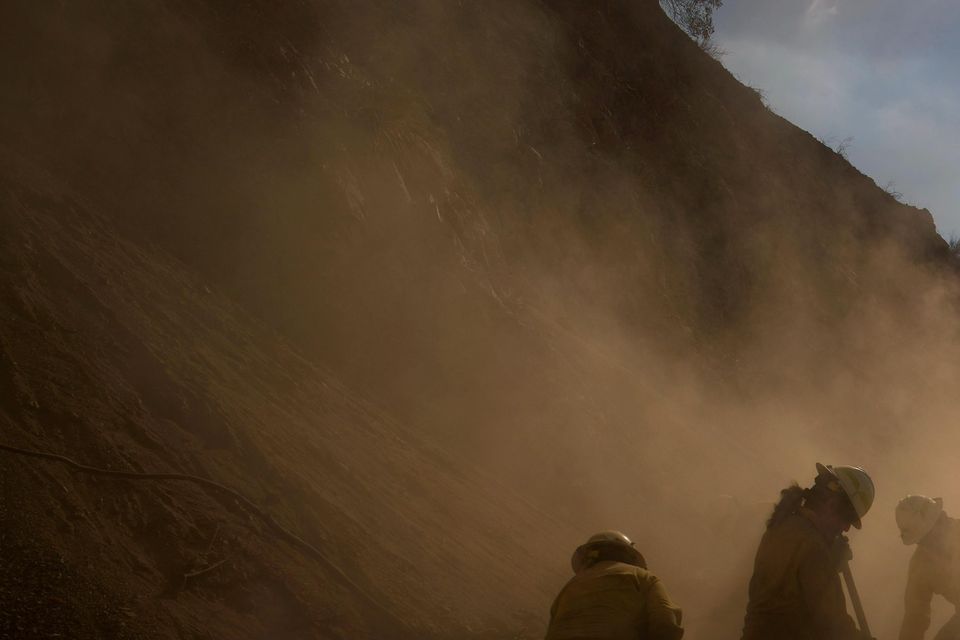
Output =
[
  {"x1": 3, "y1": 0, "x2": 960, "y2": 638},
  {"x1": 0, "y1": 154, "x2": 574, "y2": 638}
]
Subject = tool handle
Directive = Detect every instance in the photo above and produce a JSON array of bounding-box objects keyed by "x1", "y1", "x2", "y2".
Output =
[{"x1": 841, "y1": 561, "x2": 872, "y2": 638}]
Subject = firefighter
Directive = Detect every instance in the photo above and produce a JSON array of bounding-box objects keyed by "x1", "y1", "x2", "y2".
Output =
[
  {"x1": 545, "y1": 530, "x2": 684, "y2": 640},
  {"x1": 741, "y1": 463, "x2": 875, "y2": 640},
  {"x1": 896, "y1": 495, "x2": 960, "y2": 640}
]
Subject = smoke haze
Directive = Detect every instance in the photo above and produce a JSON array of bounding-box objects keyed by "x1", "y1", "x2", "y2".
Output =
[{"x1": 2, "y1": 0, "x2": 958, "y2": 637}]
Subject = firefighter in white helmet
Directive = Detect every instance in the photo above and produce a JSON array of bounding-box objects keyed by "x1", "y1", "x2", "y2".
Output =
[
  {"x1": 896, "y1": 495, "x2": 960, "y2": 640},
  {"x1": 741, "y1": 463, "x2": 875, "y2": 640},
  {"x1": 545, "y1": 530, "x2": 684, "y2": 640}
]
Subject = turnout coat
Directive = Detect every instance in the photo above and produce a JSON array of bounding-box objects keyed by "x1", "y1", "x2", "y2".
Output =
[{"x1": 741, "y1": 510, "x2": 862, "y2": 640}]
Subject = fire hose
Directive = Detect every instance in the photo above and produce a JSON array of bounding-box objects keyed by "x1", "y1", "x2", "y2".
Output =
[{"x1": 0, "y1": 441, "x2": 413, "y2": 636}]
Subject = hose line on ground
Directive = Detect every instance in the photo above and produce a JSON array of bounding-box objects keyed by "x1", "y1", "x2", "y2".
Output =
[{"x1": 0, "y1": 441, "x2": 410, "y2": 634}]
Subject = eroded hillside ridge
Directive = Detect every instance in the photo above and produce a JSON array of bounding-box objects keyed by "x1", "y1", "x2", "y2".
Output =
[{"x1": 2, "y1": 0, "x2": 959, "y2": 638}]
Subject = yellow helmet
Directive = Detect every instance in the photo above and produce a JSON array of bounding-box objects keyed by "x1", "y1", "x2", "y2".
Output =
[
  {"x1": 570, "y1": 530, "x2": 646, "y2": 572},
  {"x1": 585, "y1": 530, "x2": 634, "y2": 547}
]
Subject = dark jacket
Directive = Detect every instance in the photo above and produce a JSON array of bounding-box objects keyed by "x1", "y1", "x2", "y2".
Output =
[
  {"x1": 741, "y1": 510, "x2": 861, "y2": 640},
  {"x1": 545, "y1": 560, "x2": 684, "y2": 640}
]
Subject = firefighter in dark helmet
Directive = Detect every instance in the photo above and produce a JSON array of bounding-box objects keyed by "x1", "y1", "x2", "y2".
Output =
[
  {"x1": 741, "y1": 463, "x2": 876, "y2": 640},
  {"x1": 545, "y1": 530, "x2": 684, "y2": 640}
]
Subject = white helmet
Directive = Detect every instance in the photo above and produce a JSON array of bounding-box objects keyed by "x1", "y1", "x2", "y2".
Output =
[
  {"x1": 816, "y1": 463, "x2": 875, "y2": 529},
  {"x1": 896, "y1": 495, "x2": 943, "y2": 545}
]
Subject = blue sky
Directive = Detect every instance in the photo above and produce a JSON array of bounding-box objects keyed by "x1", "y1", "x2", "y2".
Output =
[{"x1": 712, "y1": 0, "x2": 960, "y2": 239}]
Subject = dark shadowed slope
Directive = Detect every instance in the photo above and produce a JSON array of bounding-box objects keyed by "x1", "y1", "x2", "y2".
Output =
[{"x1": 0, "y1": 152, "x2": 571, "y2": 638}]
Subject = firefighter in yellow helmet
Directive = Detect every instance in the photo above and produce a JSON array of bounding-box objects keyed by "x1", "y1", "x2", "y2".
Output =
[
  {"x1": 741, "y1": 463, "x2": 875, "y2": 640},
  {"x1": 896, "y1": 495, "x2": 960, "y2": 640},
  {"x1": 545, "y1": 530, "x2": 684, "y2": 640}
]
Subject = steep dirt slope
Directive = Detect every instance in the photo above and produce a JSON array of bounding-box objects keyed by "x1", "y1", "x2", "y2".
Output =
[
  {"x1": 0, "y1": 153, "x2": 571, "y2": 638},
  {"x1": 1, "y1": 0, "x2": 948, "y2": 473},
  {"x1": 4, "y1": 1, "x2": 960, "y2": 638}
]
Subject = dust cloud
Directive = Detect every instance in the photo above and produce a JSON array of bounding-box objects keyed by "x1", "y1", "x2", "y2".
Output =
[{"x1": 3, "y1": 0, "x2": 959, "y2": 638}]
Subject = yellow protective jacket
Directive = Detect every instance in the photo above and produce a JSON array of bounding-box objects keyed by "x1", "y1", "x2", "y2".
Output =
[
  {"x1": 545, "y1": 560, "x2": 684, "y2": 640},
  {"x1": 741, "y1": 511, "x2": 861, "y2": 640},
  {"x1": 900, "y1": 517, "x2": 960, "y2": 640}
]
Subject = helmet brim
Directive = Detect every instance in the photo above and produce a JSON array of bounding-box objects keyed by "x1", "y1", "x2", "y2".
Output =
[{"x1": 816, "y1": 462, "x2": 862, "y2": 529}]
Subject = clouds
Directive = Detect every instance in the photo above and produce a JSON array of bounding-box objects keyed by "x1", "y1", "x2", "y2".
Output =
[
  {"x1": 714, "y1": 0, "x2": 960, "y2": 235},
  {"x1": 804, "y1": 0, "x2": 838, "y2": 26},
  {"x1": 720, "y1": 0, "x2": 960, "y2": 57}
]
